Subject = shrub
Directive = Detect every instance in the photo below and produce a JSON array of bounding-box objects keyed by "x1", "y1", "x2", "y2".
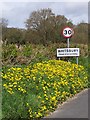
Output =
[{"x1": 2, "y1": 60, "x2": 88, "y2": 119}]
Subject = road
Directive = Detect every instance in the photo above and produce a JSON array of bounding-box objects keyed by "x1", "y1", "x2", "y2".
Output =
[{"x1": 43, "y1": 89, "x2": 89, "y2": 119}]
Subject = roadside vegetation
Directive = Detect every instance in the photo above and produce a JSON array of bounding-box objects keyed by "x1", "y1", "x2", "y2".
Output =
[
  {"x1": 0, "y1": 8, "x2": 89, "y2": 119},
  {"x1": 2, "y1": 43, "x2": 89, "y2": 119},
  {"x1": 2, "y1": 43, "x2": 88, "y2": 66},
  {"x1": 2, "y1": 60, "x2": 88, "y2": 119}
]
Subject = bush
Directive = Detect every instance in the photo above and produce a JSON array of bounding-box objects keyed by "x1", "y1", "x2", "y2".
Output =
[
  {"x1": 2, "y1": 43, "x2": 88, "y2": 65},
  {"x1": 2, "y1": 60, "x2": 88, "y2": 119},
  {"x1": 22, "y1": 45, "x2": 32, "y2": 57}
]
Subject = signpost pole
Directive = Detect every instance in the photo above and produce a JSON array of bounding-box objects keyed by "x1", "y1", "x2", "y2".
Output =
[
  {"x1": 67, "y1": 38, "x2": 70, "y2": 48},
  {"x1": 67, "y1": 38, "x2": 70, "y2": 62},
  {"x1": 76, "y1": 57, "x2": 78, "y2": 65}
]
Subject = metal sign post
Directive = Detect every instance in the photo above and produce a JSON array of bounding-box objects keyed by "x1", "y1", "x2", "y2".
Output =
[
  {"x1": 67, "y1": 38, "x2": 70, "y2": 62},
  {"x1": 76, "y1": 57, "x2": 78, "y2": 64},
  {"x1": 67, "y1": 38, "x2": 70, "y2": 48}
]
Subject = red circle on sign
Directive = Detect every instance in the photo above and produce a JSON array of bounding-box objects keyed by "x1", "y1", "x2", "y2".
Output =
[{"x1": 62, "y1": 26, "x2": 74, "y2": 38}]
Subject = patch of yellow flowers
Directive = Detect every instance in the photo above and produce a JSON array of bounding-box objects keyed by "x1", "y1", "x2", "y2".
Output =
[{"x1": 2, "y1": 60, "x2": 88, "y2": 118}]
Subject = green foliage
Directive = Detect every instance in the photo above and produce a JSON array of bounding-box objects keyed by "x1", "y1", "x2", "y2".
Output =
[
  {"x1": 2, "y1": 44, "x2": 17, "y2": 61},
  {"x1": 2, "y1": 43, "x2": 88, "y2": 66},
  {"x1": 88, "y1": 57, "x2": 90, "y2": 87},
  {"x1": 22, "y1": 45, "x2": 32, "y2": 57},
  {"x1": 72, "y1": 23, "x2": 88, "y2": 44},
  {"x1": 2, "y1": 91, "x2": 28, "y2": 119},
  {"x1": 2, "y1": 28, "x2": 25, "y2": 45},
  {"x1": 2, "y1": 60, "x2": 88, "y2": 119}
]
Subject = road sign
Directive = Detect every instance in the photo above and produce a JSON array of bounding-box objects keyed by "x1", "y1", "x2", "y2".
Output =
[
  {"x1": 62, "y1": 27, "x2": 74, "y2": 38},
  {"x1": 57, "y1": 48, "x2": 79, "y2": 57}
]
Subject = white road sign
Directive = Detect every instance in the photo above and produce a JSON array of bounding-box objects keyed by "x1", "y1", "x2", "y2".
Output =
[
  {"x1": 57, "y1": 48, "x2": 79, "y2": 57},
  {"x1": 63, "y1": 27, "x2": 74, "y2": 38}
]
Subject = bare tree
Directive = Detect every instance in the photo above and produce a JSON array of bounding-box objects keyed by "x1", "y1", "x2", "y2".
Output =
[{"x1": 25, "y1": 8, "x2": 71, "y2": 45}]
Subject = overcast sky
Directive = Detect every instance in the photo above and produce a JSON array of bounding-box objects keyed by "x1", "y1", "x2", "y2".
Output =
[{"x1": 0, "y1": 0, "x2": 89, "y2": 29}]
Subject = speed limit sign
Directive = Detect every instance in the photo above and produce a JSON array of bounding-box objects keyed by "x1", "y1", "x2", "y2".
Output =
[{"x1": 62, "y1": 27, "x2": 74, "y2": 38}]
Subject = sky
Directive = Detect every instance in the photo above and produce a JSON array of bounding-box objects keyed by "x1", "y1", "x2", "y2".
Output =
[{"x1": 0, "y1": 0, "x2": 89, "y2": 29}]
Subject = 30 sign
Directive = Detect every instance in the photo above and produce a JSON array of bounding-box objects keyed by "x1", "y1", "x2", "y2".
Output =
[{"x1": 62, "y1": 27, "x2": 74, "y2": 38}]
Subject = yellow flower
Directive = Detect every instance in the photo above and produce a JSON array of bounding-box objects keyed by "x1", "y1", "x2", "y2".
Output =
[
  {"x1": 42, "y1": 105, "x2": 47, "y2": 110},
  {"x1": 2, "y1": 74, "x2": 7, "y2": 79},
  {"x1": 46, "y1": 97, "x2": 48, "y2": 100},
  {"x1": 18, "y1": 88, "x2": 21, "y2": 90},
  {"x1": 3, "y1": 84, "x2": 7, "y2": 87},
  {"x1": 52, "y1": 96, "x2": 56, "y2": 101},
  {"x1": 26, "y1": 103, "x2": 29, "y2": 106},
  {"x1": 13, "y1": 82, "x2": 17, "y2": 85}
]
